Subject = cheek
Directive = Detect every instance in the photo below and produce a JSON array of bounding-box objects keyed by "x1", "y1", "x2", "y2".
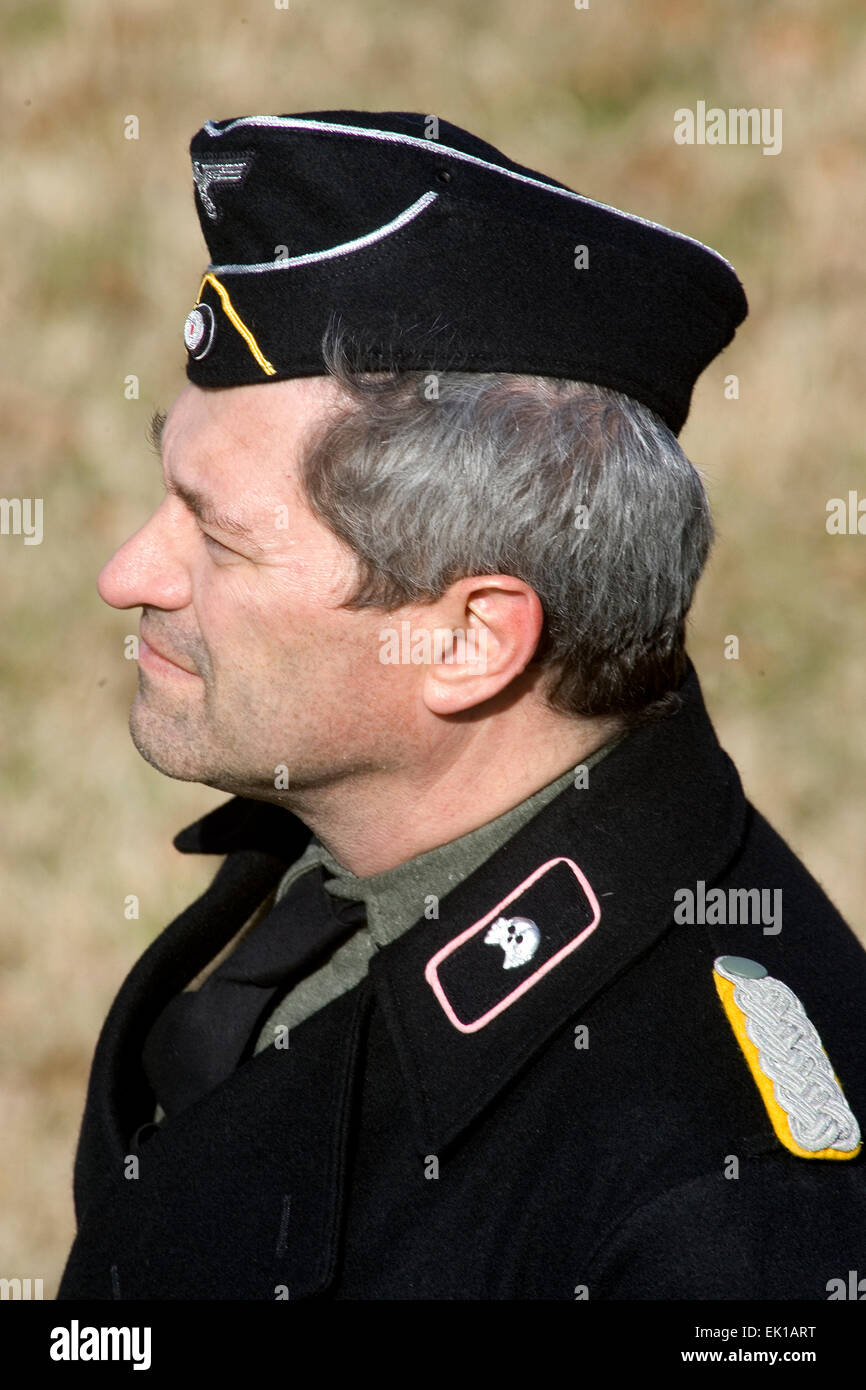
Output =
[
  {"x1": 194, "y1": 565, "x2": 346, "y2": 681},
  {"x1": 192, "y1": 550, "x2": 385, "y2": 689},
  {"x1": 192, "y1": 568, "x2": 281, "y2": 674}
]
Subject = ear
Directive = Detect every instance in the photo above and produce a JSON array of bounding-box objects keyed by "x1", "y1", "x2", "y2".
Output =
[{"x1": 421, "y1": 575, "x2": 546, "y2": 716}]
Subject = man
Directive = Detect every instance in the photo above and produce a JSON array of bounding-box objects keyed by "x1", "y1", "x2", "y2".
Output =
[{"x1": 59, "y1": 110, "x2": 866, "y2": 1300}]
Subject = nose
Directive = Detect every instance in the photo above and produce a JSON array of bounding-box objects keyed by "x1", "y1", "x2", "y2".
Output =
[{"x1": 97, "y1": 497, "x2": 193, "y2": 611}]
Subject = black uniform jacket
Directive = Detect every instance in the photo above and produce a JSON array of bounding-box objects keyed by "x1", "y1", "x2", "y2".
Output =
[{"x1": 59, "y1": 664, "x2": 866, "y2": 1300}]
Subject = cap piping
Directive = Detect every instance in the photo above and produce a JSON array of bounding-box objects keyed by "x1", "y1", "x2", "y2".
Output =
[
  {"x1": 207, "y1": 189, "x2": 438, "y2": 276},
  {"x1": 201, "y1": 115, "x2": 739, "y2": 275}
]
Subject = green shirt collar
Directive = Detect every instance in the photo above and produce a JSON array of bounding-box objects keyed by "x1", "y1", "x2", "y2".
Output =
[{"x1": 285, "y1": 733, "x2": 623, "y2": 949}]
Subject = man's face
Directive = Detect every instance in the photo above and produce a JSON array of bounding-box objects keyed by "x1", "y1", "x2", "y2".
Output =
[{"x1": 98, "y1": 378, "x2": 416, "y2": 799}]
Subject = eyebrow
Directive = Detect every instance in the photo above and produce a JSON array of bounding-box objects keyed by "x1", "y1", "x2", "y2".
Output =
[
  {"x1": 147, "y1": 408, "x2": 167, "y2": 456},
  {"x1": 147, "y1": 407, "x2": 261, "y2": 545}
]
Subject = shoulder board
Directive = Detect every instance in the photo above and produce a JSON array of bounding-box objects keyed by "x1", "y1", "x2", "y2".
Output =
[{"x1": 713, "y1": 955, "x2": 861, "y2": 1161}]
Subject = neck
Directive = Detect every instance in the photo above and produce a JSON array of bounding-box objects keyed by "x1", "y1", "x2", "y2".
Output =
[{"x1": 279, "y1": 703, "x2": 623, "y2": 877}]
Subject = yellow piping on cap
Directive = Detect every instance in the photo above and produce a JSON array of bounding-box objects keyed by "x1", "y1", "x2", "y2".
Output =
[{"x1": 196, "y1": 273, "x2": 276, "y2": 376}]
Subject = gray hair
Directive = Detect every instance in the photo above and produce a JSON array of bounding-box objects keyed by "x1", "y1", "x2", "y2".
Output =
[{"x1": 298, "y1": 325, "x2": 714, "y2": 724}]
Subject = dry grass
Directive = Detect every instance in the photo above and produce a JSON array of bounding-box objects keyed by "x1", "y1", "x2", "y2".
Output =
[{"x1": 1, "y1": 0, "x2": 864, "y2": 1294}]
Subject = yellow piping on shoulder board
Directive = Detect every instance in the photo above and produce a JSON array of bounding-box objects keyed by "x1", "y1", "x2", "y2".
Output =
[{"x1": 713, "y1": 955, "x2": 861, "y2": 1161}]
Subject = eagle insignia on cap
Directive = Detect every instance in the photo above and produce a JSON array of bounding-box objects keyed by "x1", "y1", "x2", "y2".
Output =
[
  {"x1": 713, "y1": 956, "x2": 861, "y2": 1160},
  {"x1": 192, "y1": 155, "x2": 252, "y2": 221}
]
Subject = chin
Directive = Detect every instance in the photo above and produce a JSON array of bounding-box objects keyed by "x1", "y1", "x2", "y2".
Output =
[
  {"x1": 129, "y1": 727, "x2": 201, "y2": 782},
  {"x1": 128, "y1": 708, "x2": 264, "y2": 793},
  {"x1": 128, "y1": 703, "x2": 208, "y2": 783}
]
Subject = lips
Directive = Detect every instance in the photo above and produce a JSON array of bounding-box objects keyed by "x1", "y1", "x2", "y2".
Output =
[{"x1": 139, "y1": 632, "x2": 198, "y2": 676}]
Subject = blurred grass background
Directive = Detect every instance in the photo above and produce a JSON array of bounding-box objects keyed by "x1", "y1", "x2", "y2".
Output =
[{"x1": 1, "y1": 0, "x2": 864, "y2": 1295}]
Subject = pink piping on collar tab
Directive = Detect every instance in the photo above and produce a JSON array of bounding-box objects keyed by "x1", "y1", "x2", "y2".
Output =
[{"x1": 424, "y1": 857, "x2": 601, "y2": 1034}]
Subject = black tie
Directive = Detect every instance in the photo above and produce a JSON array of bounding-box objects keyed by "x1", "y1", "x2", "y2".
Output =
[{"x1": 142, "y1": 865, "x2": 366, "y2": 1117}]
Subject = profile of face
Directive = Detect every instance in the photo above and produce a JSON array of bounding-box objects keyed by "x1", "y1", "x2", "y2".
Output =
[
  {"x1": 97, "y1": 378, "x2": 422, "y2": 800},
  {"x1": 98, "y1": 376, "x2": 548, "y2": 814}
]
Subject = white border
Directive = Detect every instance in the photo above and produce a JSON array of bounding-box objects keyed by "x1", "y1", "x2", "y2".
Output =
[
  {"x1": 201, "y1": 114, "x2": 738, "y2": 273},
  {"x1": 208, "y1": 190, "x2": 438, "y2": 276}
]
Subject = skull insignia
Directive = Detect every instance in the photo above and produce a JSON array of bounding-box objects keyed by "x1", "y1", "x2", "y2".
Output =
[{"x1": 484, "y1": 915, "x2": 542, "y2": 970}]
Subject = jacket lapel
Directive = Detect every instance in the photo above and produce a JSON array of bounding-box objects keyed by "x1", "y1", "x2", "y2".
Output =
[{"x1": 72, "y1": 803, "x2": 312, "y2": 1224}]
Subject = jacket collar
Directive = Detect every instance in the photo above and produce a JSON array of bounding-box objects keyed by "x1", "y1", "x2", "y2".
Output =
[
  {"x1": 365, "y1": 661, "x2": 748, "y2": 1153},
  {"x1": 173, "y1": 792, "x2": 311, "y2": 859},
  {"x1": 169, "y1": 662, "x2": 747, "y2": 1156}
]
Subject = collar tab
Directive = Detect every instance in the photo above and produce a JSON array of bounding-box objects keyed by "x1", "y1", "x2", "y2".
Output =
[{"x1": 425, "y1": 856, "x2": 601, "y2": 1034}]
